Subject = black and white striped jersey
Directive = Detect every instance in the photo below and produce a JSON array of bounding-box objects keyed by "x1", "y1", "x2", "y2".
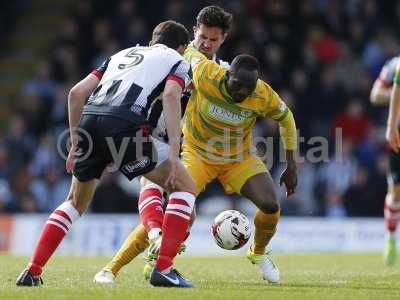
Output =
[
  {"x1": 150, "y1": 52, "x2": 230, "y2": 141},
  {"x1": 82, "y1": 44, "x2": 191, "y2": 123}
]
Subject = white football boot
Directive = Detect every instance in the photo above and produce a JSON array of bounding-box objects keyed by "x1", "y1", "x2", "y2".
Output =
[
  {"x1": 246, "y1": 247, "x2": 280, "y2": 283},
  {"x1": 93, "y1": 269, "x2": 115, "y2": 284}
]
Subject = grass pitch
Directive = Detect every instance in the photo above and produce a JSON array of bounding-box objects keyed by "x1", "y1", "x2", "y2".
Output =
[{"x1": 0, "y1": 253, "x2": 399, "y2": 300}]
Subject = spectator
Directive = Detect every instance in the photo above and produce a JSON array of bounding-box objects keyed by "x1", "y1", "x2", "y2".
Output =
[
  {"x1": 0, "y1": 0, "x2": 399, "y2": 216},
  {"x1": 331, "y1": 98, "x2": 372, "y2": 146}
]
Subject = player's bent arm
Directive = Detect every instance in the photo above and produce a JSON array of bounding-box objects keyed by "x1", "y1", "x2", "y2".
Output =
[
  {"x1": 277, "y1": 108, "x2": 297, "y2": 152},
  {"x1": 278, "y1": 109, "x2": 297, "y2": 175},
  {"x1": 68, "y1": 74, "x2": 99, "y2": 146},
  {"x1": 275, "y1": 108, "x2": 298, "y2": 194},
  {"x1": 162, "y1": 79, "x2": 183, "y2": 155},
  {"x1": 370, "y1": 79, "x2": 391, "y2": 106}
]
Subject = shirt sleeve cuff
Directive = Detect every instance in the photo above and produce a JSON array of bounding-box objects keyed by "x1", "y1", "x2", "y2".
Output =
[
  {"x1": 91, "y1": 70, "x2": 103, "y2": 80},
  {"x1": 167, "y1": 74, "x2": 185, "y2": 90}
]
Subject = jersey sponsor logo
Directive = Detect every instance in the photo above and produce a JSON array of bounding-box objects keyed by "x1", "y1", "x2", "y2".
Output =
[
  {"x1": 209, "y1": 104, "x2": 250, "y2": 125},
  {"x1": 240, "y1": 109, "x2": 253, "y2": 118},
  {"x1": 121, "y1": 157, "x2": 151, "y2": 174}
]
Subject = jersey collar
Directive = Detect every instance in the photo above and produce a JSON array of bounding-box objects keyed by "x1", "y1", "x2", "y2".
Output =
[{"x1": 189, "y1": 41, "x2": 217, "y2": 61}]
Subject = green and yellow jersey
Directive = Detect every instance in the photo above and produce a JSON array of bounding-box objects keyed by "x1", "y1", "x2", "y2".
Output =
[
  {"x1": 183, "y1": 43, "x2": 208, "y2": 70},
  {"x1": 183, "y1": 42, "x2": 230, "y2": 71},
  {"x1": 182, "y1": 59, "x2": 297, "y2": 162}
]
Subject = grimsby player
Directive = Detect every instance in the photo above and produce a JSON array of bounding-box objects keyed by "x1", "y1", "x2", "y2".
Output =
[{"x1": 16, "y1": 20, "x2": 197, "y2": 288}]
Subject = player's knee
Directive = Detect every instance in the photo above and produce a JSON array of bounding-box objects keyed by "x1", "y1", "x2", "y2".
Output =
[
  {"x1": 186, "y1": 180, "x2": 197, "y2": 196},
  {"x1": 256, "y1": 191, "x2": 279, "y2": 214},
  {"x1": 174, "y1": 178, "x2": 197, "y2": 196}
]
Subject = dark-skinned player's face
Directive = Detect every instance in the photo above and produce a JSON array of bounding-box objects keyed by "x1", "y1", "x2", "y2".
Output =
[{"x1": 226, "y1": 69, "x2": 258, "y2": 103}]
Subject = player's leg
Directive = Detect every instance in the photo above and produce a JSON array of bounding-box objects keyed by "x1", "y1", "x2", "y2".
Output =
[
  {"x1": 139, "y1": 177, "x2": 165, "y2": 239},
  {"x1": 95, "y1": 145, "x2": 207, "y2": 284},
  {"x1": 95, "y1": 177, "x2": 163, "y2": 283},
  {"x1": 94, "y1": 144, "x2": 200, "y2": 283},
  {"x1": 143, "y1": 143, "x2": 214, "y2": 262},
  {"x1": 142, "y1": 196, "x2": 197, "y2": 280},
  {"x1": 240, "y1": 172, "x2": 280, "y2": 253},
  {"x1": 143, "y1": 145, "x2": 218, "y2": 287},
  {"x1": 94, "y1": 223, "x2": 149, "y2": 283},
  {"x1": 384, "y1": 186, "x2": 400, "y2": 266},
  {"x1": 148, "y1": 143, "x2": 214, "y2": 257},
  {"x1": 141, "y1": 158, "x2": 196, "y2": 287},
  {"x1": 222, "y1": 156, "x2": 279, "y2": 283},
  {"x1": 384, "y1": 152, "x2": 400, "y2": 265},
  {"x1": 16, "y1": 176, "x2": 97, "y2": 286},
  {"x1": 240, "y1": 172, "x2": 280, "y2": 283},
  {"x1": 110, "y1": 134, "x2": 197, "y2": 287},
  {"x1": 17, "y1": 114, "x2": 106, "y2": 286}
]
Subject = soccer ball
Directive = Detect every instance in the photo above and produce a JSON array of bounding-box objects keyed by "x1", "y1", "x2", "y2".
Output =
[{"x1": 211, "y1": 210, "x2": 252, "y2": 250}]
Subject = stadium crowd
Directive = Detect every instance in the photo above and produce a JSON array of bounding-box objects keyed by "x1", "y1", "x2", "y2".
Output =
[{"x1": 0, "y1": 0, "x2": 399, "y2": 217}]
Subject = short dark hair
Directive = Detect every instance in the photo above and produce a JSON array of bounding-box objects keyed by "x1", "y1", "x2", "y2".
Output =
[
  {"x1": 231, "y1": 54, "x2": 260, "y2": 73},
  {"x1": 196, "y1": 6, "x2": 233, "y2": 34},
  {"x1": 151, "y1": 20, "x2": 190, "y2": 50}
]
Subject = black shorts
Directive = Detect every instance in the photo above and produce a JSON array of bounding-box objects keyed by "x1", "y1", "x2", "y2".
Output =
[
  {"x1": 73, "y1": 114, "x2": 157, "y2": 182},
  {"x1": 388, "y1": 149, "x2": 400, "y2": 184}
]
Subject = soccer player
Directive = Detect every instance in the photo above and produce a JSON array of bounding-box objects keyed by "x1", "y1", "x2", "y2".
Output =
[
  {"x1": 380, "y1": 57, "x2": 400, "y2": 265},
  {"x1": 94, "y1": 5, "x2": 233, "y2": 284},
  {"x1": 98, "y1": 55, "x2": 297, "y2": 285},
  {"x1": 16, "y1": 20, "x2": 197, "y2": 288},
  {"x1": 177, "y1": 54, "x2": 297, "y2": 284}
]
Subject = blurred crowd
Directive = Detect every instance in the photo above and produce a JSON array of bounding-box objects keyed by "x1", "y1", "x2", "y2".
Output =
[{"x1": 0, "y1": 0, "x2": 399, "y2": 217}]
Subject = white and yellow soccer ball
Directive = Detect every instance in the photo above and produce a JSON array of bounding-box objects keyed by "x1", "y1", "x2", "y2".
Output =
[{"x1": 211, "y1": 210, "x2": 252, "y2": 250}]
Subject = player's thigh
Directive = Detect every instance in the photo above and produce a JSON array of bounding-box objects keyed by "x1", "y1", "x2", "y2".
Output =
[
  {"x1": 66, "y1": 176, "x2": 98, "y2": 214},
  {"x1": 220, "y1": 156, "x2": 268, "y2": 195},
  {"x1": 180, "y1": 146, "x2": 219, "y2": 195},
  {"x1": 144, "y1": 159, "x2": 196, "y2": 194}
]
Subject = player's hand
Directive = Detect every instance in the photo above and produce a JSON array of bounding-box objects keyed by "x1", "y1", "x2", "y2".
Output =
[
  {"x1": 165, "y1": 152, "x2": 179, "y2": 189},
  {"x1": 386, "y1": 125, "x2": 400, "y2": 153},
  {"x1": 66, "y1": 144, "x2": 77, "y2": 174},
  {"x1": 279, "y1": 162, "x2": 297, "y2": 197}
]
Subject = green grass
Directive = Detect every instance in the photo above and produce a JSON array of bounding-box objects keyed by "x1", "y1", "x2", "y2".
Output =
[{"x1": 1, "y1": 253, "x2": 399, "y2": 300}]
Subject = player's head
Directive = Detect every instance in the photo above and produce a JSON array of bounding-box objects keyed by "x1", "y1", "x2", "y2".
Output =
[
  {"x1": 193, "y1": 6, "x2": 233, "y2": 58},
  {"x1": 150, "y1": 20, "x2": 190, "y2": 55},
  {"x1": 226, "y1": 54, "x2": 260, "y2": 103}
]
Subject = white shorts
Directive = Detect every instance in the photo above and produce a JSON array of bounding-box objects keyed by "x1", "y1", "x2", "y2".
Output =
[{"x1": 152, "y1": 137, "x2": 169, "y2": 167}]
